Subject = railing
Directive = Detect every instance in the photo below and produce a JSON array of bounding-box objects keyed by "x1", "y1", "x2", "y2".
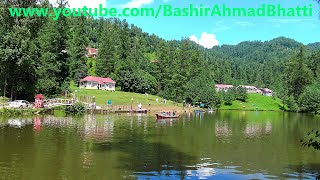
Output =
[{"x1": 43, "y1": 98, "x2": 76, "y2": 108}]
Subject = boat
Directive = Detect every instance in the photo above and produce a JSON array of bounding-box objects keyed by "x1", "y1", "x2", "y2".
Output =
[
  {"x1": 156, "y1": 112, "x2": 179, "y2": 119},
  {"x1": 206, "y1": 109, "x2": 215, "y2": 113}
]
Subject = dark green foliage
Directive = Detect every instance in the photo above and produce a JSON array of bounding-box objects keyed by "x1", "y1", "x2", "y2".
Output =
[
  {"x1": 285, "y1": 95, "x2": 300, "y2": 112},
  {"x1": 284, "y1": 47, "x2": 312, "y2": 100},
  {"x1": 222, "y1": 86, "x2": 247, "y2": 105},
  {"x1": 222, "y1": 91, "x2": 235, "y2": 105},
  {"x1": 299, "y1": 82, "x2": 320, "y2": 114},
  {"x1": 66, "y1": 102, "x2": 86, "y2": 113},
  {"x1": 235, "y1": 87, "x2": 248, "y2": 102},
  {"x1": 301, "y1": 129, "x2": 320, "y2": 150},
  {"x1": 35, "y1": 0, "x2": 69, "y2": 97},
  {"x1": 184, "y1": 77, "x2": 221, "y2": 108},
  {"x1": 68, "y1": 15, "x2": 89, "y2": 84}
]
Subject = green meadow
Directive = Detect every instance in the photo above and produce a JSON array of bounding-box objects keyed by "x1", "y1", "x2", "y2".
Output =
[{"x1": 220, "y1": 93, "x2": 285, "y2": 111}]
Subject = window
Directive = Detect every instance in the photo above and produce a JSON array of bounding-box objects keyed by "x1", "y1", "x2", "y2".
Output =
[{"x1": 92, "y1": 82, "x2": 97, "y2": 87}]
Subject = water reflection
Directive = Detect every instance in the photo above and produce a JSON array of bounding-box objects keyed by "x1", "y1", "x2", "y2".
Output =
[
  {"x1": 33, "y1": 116, "x2": 43, "y2": 132},
  {"x1": 244, "y1": 121, "x2": 272, "y2": 138},
  {"x1": 8, "y1": 119, "x2": 32, "y2": 128},
  {"x1": 0, "y1": 111, "x2": 319, "y2": 179},
  {"x1": 81, "y1": 115, "x2": 114, "y2": 142},
  {"x1": 186, "y1": 159, "x2": 216, "y2": 179},
  {"x1": 215, "y1": 121, "x2": 232, "y2": 139}
]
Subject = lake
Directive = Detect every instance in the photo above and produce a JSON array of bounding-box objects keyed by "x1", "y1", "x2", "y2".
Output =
[{"x1": 0, "y1": 111, "x2": 319, "y2": 179}]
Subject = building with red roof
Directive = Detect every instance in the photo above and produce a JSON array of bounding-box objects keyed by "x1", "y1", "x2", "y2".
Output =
[
  {"x1": 215, "y1": 84, "x2": 234, "y2": 92},
  {"x1": 80, "y1": 76, "x2": 116, "y2": 91},
  {"x1": 86, "y1": 48, "x2": 98, "y2": 58},
  {"x1": 239, "y1": 85, "x2": 259, "y2": 93},
  {"x1": 261, "y1": 88, "x2": 273, "y2": 96}
]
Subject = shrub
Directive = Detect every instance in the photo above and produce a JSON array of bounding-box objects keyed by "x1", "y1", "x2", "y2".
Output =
[{"x1": 66, "y1": 102, "x2": 86, "y2": 113}]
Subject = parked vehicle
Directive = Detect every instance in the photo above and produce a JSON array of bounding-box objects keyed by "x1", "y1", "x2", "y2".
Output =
[{"x1": 8, "y1": 100, "x2": 30, "y2": 108}]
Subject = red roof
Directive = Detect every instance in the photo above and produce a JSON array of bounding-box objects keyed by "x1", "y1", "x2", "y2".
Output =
[
  {"x1": 35, "y1": 94, "x2": 44, "y2": 99},
  {"x1": 87, "y1": 48, "x2": 97, "y2": 54},
  {"x1": 80, "y1": 76, "x2": 116, "y2": 84}
]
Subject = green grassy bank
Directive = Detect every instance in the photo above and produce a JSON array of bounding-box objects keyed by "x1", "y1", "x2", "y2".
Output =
[
  {"x1": 74, "y1": 89, "x2": 187, "y2": 112},
  {"x1": 220, "y1": 94, "x2": 285, "y2": 111},
  {"x1": 74, "y1": 89, "x2": 285, "y2": 112}
]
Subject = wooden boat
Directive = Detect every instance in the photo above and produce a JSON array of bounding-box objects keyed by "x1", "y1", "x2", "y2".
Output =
[{"x1": 156, "y1": 112, "x2": 179, "y2": 119}]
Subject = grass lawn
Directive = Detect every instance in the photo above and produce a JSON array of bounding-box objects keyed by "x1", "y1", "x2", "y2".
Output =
[
  {"x1": 74, "y1": 89, "x2": 188, "y2": 112},
  {"x1": 220, "y1": 93, "x2": 286, "y2": 111}
]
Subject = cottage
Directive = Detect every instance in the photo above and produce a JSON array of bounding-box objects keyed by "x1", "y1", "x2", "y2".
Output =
[
  {"x1": 239, "y1": 85, "x2": 259, "y2": 93},
  {"x1": 86, "y1": 48, "x2": 98, "y2": 58},
  {"x1": 261, "y1": 88, "x2": 273, "y2": 96},
  {"x1": 215, "y1": 84, "x2": 234, "y2": 92},
  {"x1": 80, "y1": 76, "x2": 116, "y2": 91}
]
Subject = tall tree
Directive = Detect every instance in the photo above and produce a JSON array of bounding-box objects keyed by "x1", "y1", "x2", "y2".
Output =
[
  {"x1": 68, "y1": 14, "x2": 89, "y2": 85},
  {"x1": 36, "y1": 0, "x2": 69, "y2": 96},
  {"x1": 284, "y1": 47, "x2": 312, "y2": 100}
]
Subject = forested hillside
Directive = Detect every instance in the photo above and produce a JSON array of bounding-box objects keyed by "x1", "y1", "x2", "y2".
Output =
[{"x1": 1, "y1": 0, "x2": 320, "y2": 113}]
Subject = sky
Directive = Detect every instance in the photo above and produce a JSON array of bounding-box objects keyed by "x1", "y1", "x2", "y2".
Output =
[{"x1": 50, "y1": 0, "x2": 320, "y2": 48}]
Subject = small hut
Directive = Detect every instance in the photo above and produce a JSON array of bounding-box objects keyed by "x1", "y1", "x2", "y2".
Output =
[{"x1": 34, "y1": 94, "x2": 44, "y2": 108}]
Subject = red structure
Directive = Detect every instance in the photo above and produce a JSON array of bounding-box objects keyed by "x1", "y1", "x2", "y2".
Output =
[{"x1": 34, "y1": 94, "x2": 44, "y2": 108}]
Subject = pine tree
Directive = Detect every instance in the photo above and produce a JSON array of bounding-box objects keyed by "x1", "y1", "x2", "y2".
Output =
[{"x1": 68, "y1": 15, "x2": 89, "y2": 85}]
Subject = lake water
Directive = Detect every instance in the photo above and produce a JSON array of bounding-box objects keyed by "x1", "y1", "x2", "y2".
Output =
[{"x1": 0, "y1": 111, "x2": 320, "y2": 179}]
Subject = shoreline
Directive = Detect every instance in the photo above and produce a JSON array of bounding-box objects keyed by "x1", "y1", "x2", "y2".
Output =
[{"x1": 0, "y1": 105, "x2": 285, "y2": 116}]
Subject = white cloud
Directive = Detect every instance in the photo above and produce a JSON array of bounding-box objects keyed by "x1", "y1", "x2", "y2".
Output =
[
  {"x1": 189, "y1": 32, "x2": 219, "y2": 49},
  {"x1": 121, "y1": 0, "x2": 153, "y2": 8},
  {"x1": 49, "y1": 0, "x2": 107, "y2": 8}
]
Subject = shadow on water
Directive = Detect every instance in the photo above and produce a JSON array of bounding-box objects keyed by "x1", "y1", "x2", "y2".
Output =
[{"x1": 90, "y1": 130, "x2": 198, "y2": 179}]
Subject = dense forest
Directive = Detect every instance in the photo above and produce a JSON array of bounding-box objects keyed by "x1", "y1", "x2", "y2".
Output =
[{"x1": 1, "y1": 0, "x2": 320, "y2": 113}]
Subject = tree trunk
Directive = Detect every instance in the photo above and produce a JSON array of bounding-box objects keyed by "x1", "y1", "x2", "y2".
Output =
[
  {"x1": 3, "y1": 77, "x2": 6, "y2": 97},
  {"x1": 10, "y1": 86, "x2": 13, "y2": 100}
]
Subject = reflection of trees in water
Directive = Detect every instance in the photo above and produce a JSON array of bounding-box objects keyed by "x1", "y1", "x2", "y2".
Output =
[{"x1": 89, "y1": 125, "x2": 198, "y2": 179}]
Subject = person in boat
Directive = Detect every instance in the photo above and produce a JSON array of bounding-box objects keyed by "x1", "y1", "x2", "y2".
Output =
[{"x1": 173, "y1": 111, "x2": 175, "y2": 116}]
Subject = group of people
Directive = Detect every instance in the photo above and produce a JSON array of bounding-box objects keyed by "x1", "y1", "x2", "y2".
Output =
[
  {"x1": 162, "y1": 111, "x2": 175, "y2": 116},
  {"x1": 156, "y1": 98, "x2": 167, "y2": 104}
]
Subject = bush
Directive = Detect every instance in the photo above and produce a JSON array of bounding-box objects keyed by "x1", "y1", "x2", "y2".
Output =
[
  {"x1": 66, "y1": 102, "x2": 86, "y2": 113},
  {"x1": 298, "y1": 82, "x2": 320, "y2": 114}
]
